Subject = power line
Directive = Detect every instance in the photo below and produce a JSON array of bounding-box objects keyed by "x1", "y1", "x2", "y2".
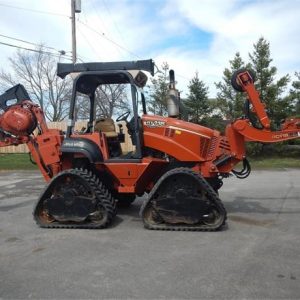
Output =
[
  {"x1": 77, "y1": 26, "x2": 102, "y2": 60},
  {"x1": 76, "y1": 55, "x2": 86, "y2": 63},
  {"x1": 0, "y1": 3, "x2": 69, "y2": 17},
  {"x1": 177, "y1": 73, "x2": 191, "y2": 81},
  {"x1": 0, "y1": 1, "x2": 143, "y2": 62},
  {"x1": 0, "y1": 41, "x2": 72, "y2": 60},
  {"x1": 85, "y1": 3, "x2": 122, "y2": 58},
  {"x1": 77, "y1": 20, "x2": 142, "y2": 59},
  {"x1": 101, "y1": 0, "x2": 128, "y2": 49},
  {"x1": 0, "y1": 2, "x2": 187, "y2": 78},
  {"x1": 0, "y1": 33, "x2": 70, "y2": 54},
  {"x1": 88, "y1": 2, "x2": 110, "y2": 36}
]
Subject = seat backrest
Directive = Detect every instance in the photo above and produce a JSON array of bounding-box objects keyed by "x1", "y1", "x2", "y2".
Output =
[
  {"x1": 94, "y1": 118, "x2": 118, "y2": 138},
  {"x1": 94, "y1": 118, "x2": 116, "y2": 133}
]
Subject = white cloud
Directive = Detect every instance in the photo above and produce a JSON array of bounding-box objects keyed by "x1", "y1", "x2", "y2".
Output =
[
  {"x1": 0, "y1": 0, "x2": 299, "y2": 99},
  {"x1": 167, "y1": 0, "x2": 300, "y2": 95}
]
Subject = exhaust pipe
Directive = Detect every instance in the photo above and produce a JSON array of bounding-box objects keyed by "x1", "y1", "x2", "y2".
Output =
[{"x1": 167, "y1": 70, "x2": 180, "y2": 118}]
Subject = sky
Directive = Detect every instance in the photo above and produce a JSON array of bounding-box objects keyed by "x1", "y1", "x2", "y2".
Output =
[{"x1": 0, "y1": 0, "x2": 299, "y2": 98}]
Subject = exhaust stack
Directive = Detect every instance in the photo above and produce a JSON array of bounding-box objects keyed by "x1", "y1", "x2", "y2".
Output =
[{"x1": 167, "y1": 70, "x2": 180, "y2": 118}]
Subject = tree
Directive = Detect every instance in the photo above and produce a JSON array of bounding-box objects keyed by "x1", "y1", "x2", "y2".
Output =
[
  {"x1": 249, "y1": 37, "x2": 291, "y2": 127},
  {"x1": 147, "y1": 62, "x2": 169, "y2": 115},
  {"x1": 290, "y1": 72, "x2": 300, "y2": 115},
  {"x1": 185, "y1": 72, "x2": 211, "y2": 124},
  {"x1": 95, "y1": 84, "x2": 129, "y2": 118},
  {"x1": 0, "y1": 47, "x2": 72, "y2": 121},
  {"x1": 75, "y1": 84, "x2": 130, "y2": 120},
  {"x1": 0, "y1": 47, "x2": 131, "y2": 122},
  {"x1": 215, "y1": 52, "x2": 249, "y2": 120}
]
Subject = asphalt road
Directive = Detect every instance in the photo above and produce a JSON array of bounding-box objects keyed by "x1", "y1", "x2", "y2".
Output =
[{"x1": 0, "y1": 169, "x2": 300, "y2": 299}]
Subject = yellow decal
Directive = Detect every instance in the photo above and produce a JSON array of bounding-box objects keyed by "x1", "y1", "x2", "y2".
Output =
[{"x1": 175, "y1": 130, "x2": 181, "y2": 135}]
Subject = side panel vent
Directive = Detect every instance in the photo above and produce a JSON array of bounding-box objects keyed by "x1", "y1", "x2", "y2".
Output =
[
  {"x1": 219, "y1": 138, "x2": 230, "y2": 151},
  {"x1": 200, "y1": 137, "x2": 211, "y2": 159},
  {"x1": 206, "y1": 136, "x2": 218, "y2": 160}
]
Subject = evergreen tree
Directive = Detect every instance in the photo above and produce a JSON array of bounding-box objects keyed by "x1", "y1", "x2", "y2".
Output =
[
  {"x1": 204, "y1": 98, "x2": 227, "y2": 133},
  {"x1": 215, "y1": 52, "x2": 249, "y2": 120},
  {"x1": 290, "y1": 72, "x2": 300, "y2": 115},
  {"x1": 185, "y1": 72, "x2": 211, "y2": 124},
  {"x1": 249, "y1": 37, "x2": 291, "y2": 127},
  {"x1": 147, "y1": 63, "x2": 169, "y2": 115}
]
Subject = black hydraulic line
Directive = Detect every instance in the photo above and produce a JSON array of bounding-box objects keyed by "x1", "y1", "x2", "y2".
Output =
[
  {"x1": 28, "y1": 152, "x2": 37, "y2": 165},
  {"x1": 232, "y1": 158, "x2": 251, "y2": 179}
]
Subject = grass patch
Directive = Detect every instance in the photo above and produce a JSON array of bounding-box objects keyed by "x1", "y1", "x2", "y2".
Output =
[
  {"x1": 0, "y1": 153, "x2": 37, "y2": 170},
  {"x1": 249, "y1": 156, "x2": 300, "y2": 169},
  {"x1": 0, "y1": 153, "x2": 299, "y2": 171}
]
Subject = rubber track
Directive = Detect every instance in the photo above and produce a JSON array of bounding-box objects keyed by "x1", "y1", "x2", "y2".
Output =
[
  {"x1": 33, "y1": 168, "x2": 117, "y2": 229},
  {"x1": 141, "y1": 168, "x2": 227, "y2": 232}
]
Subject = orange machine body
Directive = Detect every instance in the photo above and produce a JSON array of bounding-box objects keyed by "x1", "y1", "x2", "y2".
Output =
[
  {"x1": 0, "y1": 104, "x2": 36, "y2": 136},
  {"x1": 1, "y1": 70, "x2": 300, "y2": 196}
]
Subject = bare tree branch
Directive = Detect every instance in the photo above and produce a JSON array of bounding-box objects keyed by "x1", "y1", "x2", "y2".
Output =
[{"x1": 0, "y1": 46, "x2": 72, "y2": 121}]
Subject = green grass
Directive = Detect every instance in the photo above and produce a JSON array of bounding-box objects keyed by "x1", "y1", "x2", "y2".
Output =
[
  {"x1": 0, "y1": 153, "x2": 37, "y2": 170},
  {"x1": 0, "y1": 153, "x2": 299, "y2": 171},
  {"x1": 249, "y1": 156, "x2": 300, "y2": 169}
]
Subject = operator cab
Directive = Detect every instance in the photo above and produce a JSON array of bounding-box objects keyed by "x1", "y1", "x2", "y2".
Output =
[{"x1": 57, "y1": 60, "x2": 154, "y2": 161}]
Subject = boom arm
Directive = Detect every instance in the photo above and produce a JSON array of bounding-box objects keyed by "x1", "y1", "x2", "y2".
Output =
[
  {"x1": 211, "y1": 69, "x2": 300, "y2": 176},
  {"x1": 229, "y1": 70, "x2": 300, "y2": 144}
]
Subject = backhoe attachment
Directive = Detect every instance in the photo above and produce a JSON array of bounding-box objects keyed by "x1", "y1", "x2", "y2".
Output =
[{"x1": 229, "y1": 69, "x2": 300, "y2": 143}]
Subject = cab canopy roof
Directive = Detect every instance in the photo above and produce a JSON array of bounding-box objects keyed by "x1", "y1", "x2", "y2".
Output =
[
  {"x1": 73, "y1": 72, "x2": 133, "y2": 94},
  {"x1": 57, "y1": 59, "x2": 155, "y2": 79}
]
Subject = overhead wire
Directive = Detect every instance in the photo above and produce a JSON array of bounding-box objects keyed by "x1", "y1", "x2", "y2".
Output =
[
  {"x1": 82, "y1": 6, "x2": 124, "y2": 59},
  {"x1": 176, "y1": 73, "x2": 191, "y2": 81},
  {"x1": 0, "y1": 1, "x2": 190, "y2": 80},
  {"x1": 0, "y1": 3, "x2": 71, "y2": 60},
  {"x1": 153, "y1": 63, "x2": 190, "y2": 81},
  {"x1": 77, "y1": 25, "x2": 102, "y2": 60},
  {"x1": 0, "y1": 33, "x2": 70, "y2": 54},
  {"x1": 0, "y1": 41, "x2": 73, "y2": 60},
  {"x1": 89, "y1": 1, "x2": 110, "y2": 36},
  {"x1": 76, "y1": 56, "x2": 86, "y2": 63},
  {"x1": 0, "y1": 32, "x2": 190, "y2": 80},
  {"x1": 77, "y1": 19, "x2": 142, "y2": 60},
  {"x1": 101, "y1": 0, "x2": 128, "y2": 49},
  {"x1": 0, "y1": 3, "x2": 69, "y2": 17},
  {"x1": 0, "y1": 1, "x2": 149, "y2": 65},
  {"x1": 85, "y1": 2, "x2": 189, "y2": 79},
  {"x1": 78, "y1": 12, "x2": 107, "y2": 59}
]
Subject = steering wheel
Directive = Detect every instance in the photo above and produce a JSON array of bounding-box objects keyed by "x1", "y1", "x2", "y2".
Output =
[{"x1": 116, "y1": 111, "x2": 130, "y2": 122}]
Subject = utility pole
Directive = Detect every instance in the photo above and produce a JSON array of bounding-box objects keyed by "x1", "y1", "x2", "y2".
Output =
[{"x1": 71, "y1": 0, "x2": 81, "y2": 63}]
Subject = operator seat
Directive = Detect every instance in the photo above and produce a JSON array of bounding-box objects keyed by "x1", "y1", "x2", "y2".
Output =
[
  {"x1": 94, "y1": 118, "x2": 118, "y2": 138},
  {"x1": 94, "y1": 117, "x2": 122, "y2": 158}
]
